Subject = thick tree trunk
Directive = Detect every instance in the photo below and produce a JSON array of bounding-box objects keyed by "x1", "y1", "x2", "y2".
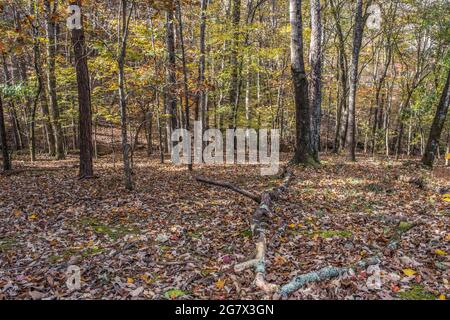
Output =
[
  {"x1": 71, "y1": 1, "x2": 94, "y2": 178},
  {"x1": 290, "y1": 0, "x2": 314, "y2": 165},
  {"x1": 422, "y1": 68, "x2": 450, "y2": 167},
  {"x1": 309, "y1": 0, "x2": 322, "y2": 162},
  {"x1": 44, "y1": 0, "x2": 65, "y2": 159},
  {"x1": 346, "y1": 0, "x2": 365, "y2": 162}
]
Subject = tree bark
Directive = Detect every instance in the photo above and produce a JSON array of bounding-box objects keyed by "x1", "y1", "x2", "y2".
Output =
[
  {"x1": 197, "y1": 0, "x2": 208, "y2": 131},
  {"x1": 44, "y1": 0, "x2": 65, "y2": 159},
  {"x1": 0, "y1": 95, "x2": 11, "y2": 171},
  {"x1": 330, "y1": 0, "x2": 348, "y2": 153},
  {"x1": 145, "y1": 111, "x2": 153, "y2": 156},
  {"x1": 309, "y1": 0, "x2": 322, "y2": 162},
  {"x1": 290, "y1": 0, "x2": 314, "y2": 165},
  {"x1": 346, "y1": 0, "x2": 366, "y2": 161},
  {"x1": 118, "y1": 0, "x2": 134, "y2": 190},
  {"x1": 422, "y1": 68, "x2": 450, "y2": 167},
  {"x1": 71, "y1": 1, "x2": 94, "y2": 178},
  {"x1": 165, "y1": 8, "x2": 178, "y2": 148},
  {"x1": 176, "y1": 0, "x2": 193, "y2": 171},
  {"x1": 228, "y1": 0, "x2": 241, "y2": 128}
]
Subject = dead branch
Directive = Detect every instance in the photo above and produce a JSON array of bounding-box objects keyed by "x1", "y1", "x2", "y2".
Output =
[
  {"x1": 196, "y1": 176, "x2": 261, "y2": 203},
  {"x1": 233, "y1": 169, "x2": 294, "y2": 293},
  {"x1": 197, "y1": 169, "x2": 383, "y2": 298},
  {"x1": 277, "y1": 256, "x2": 381, "y2": 298}
]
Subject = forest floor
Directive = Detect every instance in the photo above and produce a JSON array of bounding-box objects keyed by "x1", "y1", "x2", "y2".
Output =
[{"x1": 0, "y1": 152, "x2": 449, "y2": 300}]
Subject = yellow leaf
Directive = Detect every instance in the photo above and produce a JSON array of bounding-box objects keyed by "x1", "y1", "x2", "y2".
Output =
[
  {"x1": 445, "y1": 153, "x2": 450, "y2": 160},
  {"x1": 216, "y1": 279, "x2": 225, "y2": 289},
  {"x1": 28, "y1": 213, "x2": 38, "y2": 220},
  {"x1": 446, "y1": 235, "x2": 450, "y2": 241},
  {"x1": 435, "y1": 249, "x2": 447, "y2": 256},
  {"x1": 127, "y1": 277, "x2": 134, "y2": 284},
  {"x1": 439, "y1": 294, "x2": 446, "y2": 300},
  {"x1": 442, "y1": 194, "x2": 450, "y2": 202},
  {"x1": 288, "y1": 223, "x2": 296, "y2": 229},
  {"x1": 403, "y1": 268, "x2": 416, "y2": 276}
]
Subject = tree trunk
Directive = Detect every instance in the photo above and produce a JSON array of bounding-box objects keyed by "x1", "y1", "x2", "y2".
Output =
[
  {"x1": 145, "y1": 111, "x2": 153, "y2": 156},
  {"x1": 2, "y1": 54, "x2": 22, "y2": 151},
  {"x1": 71, "y1": 1, "x2": 94, "y2": 178},
  {"x1": 422, "y1": 68, "x2": 450, "y2": 167},
  {"x1": 44, "y1": 0, "x2": 65, "y2": 159},
  {"x1": 309, "y1": 0, "x2": 322, "y2": 162},
  {"x1": 346, "y1": 0, "x2": 365, "y2": 162},
  {"x1": 228, "y1": 0, "x2": 241, "y2": 128},
  {"x1": 330, "y1": 0, "x2": 348, "y2": 153},
  {"x1": 197, "y1": 0, "x2": 208, "y2": 131},
  {"x1": 176, "y1": 0, "x2": 193, "y2": 171},
  {"x1": 30, "y1": 9, "x2": 44, "y2": 163},
  {"x1": 0, "y1": 95, "x2": 11, "y2": 171},
  {"x1": 290, "y1": 0, "x2": 315, "y2": 165},
  {"x1": 166, "y1": 8, "x2": 178, "y2": 142},
  {"x1": 118, "y1": 0, "x2": 133, "y2": 190}
]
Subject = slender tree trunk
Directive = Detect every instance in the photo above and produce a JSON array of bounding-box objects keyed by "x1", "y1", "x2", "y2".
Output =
[
  {"x1": 156, "y1": 98, "x2": 165, "y2": 164},
  {"x1": 30, "y1": 9, "x2": 45, "y2": 162},
  {"x1": 0, "y1": 95, "x2": 11, "y2": 171},
  {"x1": 39, "y1": 82, "x2": 55, "y2": 156},
  {"x1": 145, "y1": 111, "x2": 153, "y2": 156},
  {"x1": 330, "y1": 0, "x2": 348, "y2": 153},
  {"x1": 118, "y1": 0, "x2": 133, "y2": 190},
  {"x1": 422, "y1": 68, "x2": 450, "y2": 167},
  {"x1": 71, "y1": 1, "x2": 94, "y2": 178},
  {"x1": 2, "y1": 54, "x2": 22, "y2": 151},
  {"x1": 198, "y1": 0, "x2": 208, "y2": 130},
  {"x1": 290, "y1": 0, "x2": 315, "y2": 165},
  {"x1": 228, "y1": 0, "x2": 241, "y2": 128},
  {"x1": 44, "y1": 0, "x2": 65, "y2": 159},
  {"x1": 309, "y1": 0, "x2": 322, "y2": 162},
  {"x1": 165, "y1": 8, "x2": 178, "y2": 147},
  {"x1": 395, "y1": 93, "x2": 413, "y2": 159},
  {"x1": 346, "y1": 0, "x2": 366, "y2": 161},
  {"x1": 176, "y1": 0, "x2": 193, "y2": 171}
]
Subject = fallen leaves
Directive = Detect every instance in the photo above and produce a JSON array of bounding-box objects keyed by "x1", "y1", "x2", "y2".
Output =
[
  {"x1": 164, "y1": 289, "x2": 186, "y2": 299},
  {"x1": 0, "y1": 153, "x2": 448, "y2": 300},
  {"x1": 28, "y1": 213, "x2": 38, "y2": 220},
  {"x1": 215, "y1": 279, "x2": 226, "y2": 290},
  {"x1": 403, "y1": 269, "x2": 417, "y2": 277}
]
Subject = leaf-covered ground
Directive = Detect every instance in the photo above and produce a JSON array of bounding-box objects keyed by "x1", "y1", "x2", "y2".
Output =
[{"x1": 0, "y1": 153, "x2": 448, "y2": 300}]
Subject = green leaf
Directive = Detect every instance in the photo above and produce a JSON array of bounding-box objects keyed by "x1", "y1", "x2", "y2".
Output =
[{"x1": 164, "y1": 289, "x2": 186, "y2": 299}]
